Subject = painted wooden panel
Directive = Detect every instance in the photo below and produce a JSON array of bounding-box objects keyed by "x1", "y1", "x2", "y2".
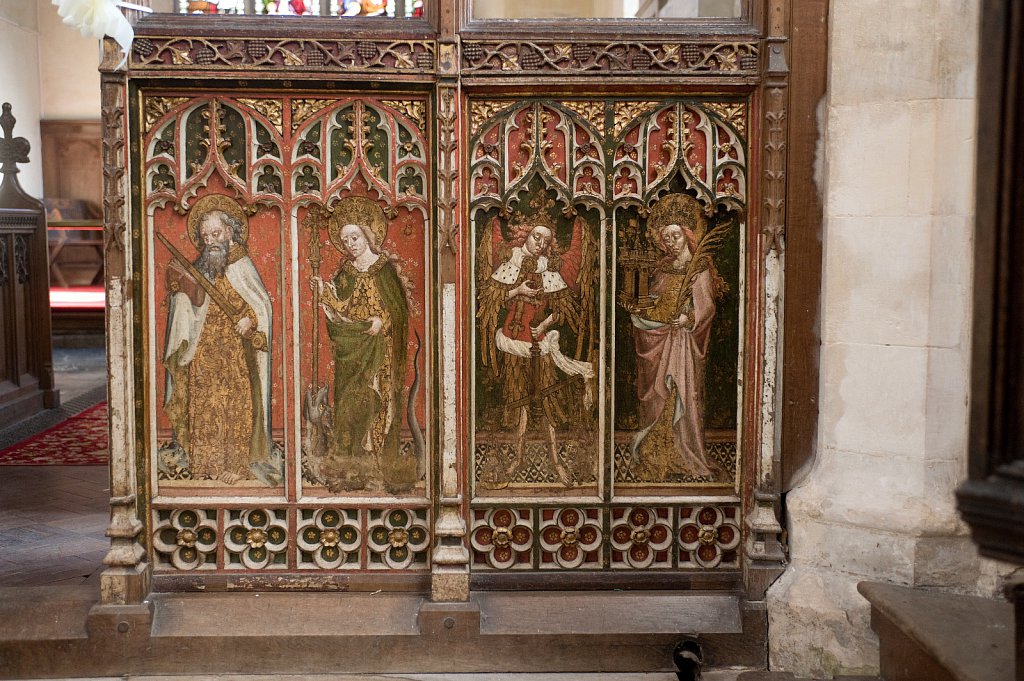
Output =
[
  {"x1": 142, "y1": 92, "x2": 432, "y2": 572},
  {"x1": 467, "y1": 98, "x2": 747, "y2": 571}
]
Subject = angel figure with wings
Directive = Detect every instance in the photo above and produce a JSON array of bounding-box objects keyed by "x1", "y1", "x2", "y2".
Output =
[{"x1": 477, "y1": 209, "x2": 597, "y2": 487}]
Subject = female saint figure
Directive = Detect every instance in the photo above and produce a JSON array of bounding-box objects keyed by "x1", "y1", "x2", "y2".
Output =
[
  {"x1": 311, "y1": 196, "x2": 414, "y2": 491},
  {"x1": 628, "y1": 194, "x2": 728, "y2": 482}
]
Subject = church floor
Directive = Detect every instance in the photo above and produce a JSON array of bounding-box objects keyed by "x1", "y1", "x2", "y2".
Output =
[
  {"x1": 0, "y1": 346, "x2": 108, "y2": 589},
  {"x1": 0, "y1": 465, "x2": 108, "y2": 588}
]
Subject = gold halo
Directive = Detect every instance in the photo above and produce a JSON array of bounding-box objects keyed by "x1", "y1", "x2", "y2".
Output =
[
  {"x1": 329, "y1": 196, "x2": 387, "y2": 254},
  {"x1": 186, "y1": 194, "x2": 249, "y2": 249},
  {"x1": 646, "y1": 193, "x2": 707, "y2": 251}
]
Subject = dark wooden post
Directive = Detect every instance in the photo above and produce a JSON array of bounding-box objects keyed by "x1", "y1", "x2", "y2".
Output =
[
  {"x1": 0, "y1": 103, "x2": 60, "y2": 426},
  {"x1": 956, "y1": 1, "x2": 1024, "y2": 679}
]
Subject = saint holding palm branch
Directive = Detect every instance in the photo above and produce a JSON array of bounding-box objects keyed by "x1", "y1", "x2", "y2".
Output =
[{"x1": 627, "y1": 194, "x2": 729, "y2": 481}]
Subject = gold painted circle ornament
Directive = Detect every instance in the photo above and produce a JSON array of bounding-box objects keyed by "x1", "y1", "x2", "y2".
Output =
[
  {"x1": 492, "y1": 526, "x2": 512, "y2": 547},
  {"x1": 176, "y1": 528, "x2": 197, "y2": 548},
  {"x1": 329, "y1": 196, "x2": 388, "y2": 253},
  {"x1": 321, "y1": 528, "x2": 340, "y2": 547},
  {"x1": 186, "y1": 194, "x2": 250, "y2": 249},
  {"x1": 388, "y1": 527, "x2": 409, "y2": 548},
  {"x1": 647, "y1": 193, "x2": 708, "y2": 248}
]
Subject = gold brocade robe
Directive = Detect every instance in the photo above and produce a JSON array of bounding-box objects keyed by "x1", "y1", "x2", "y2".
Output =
[{"x1": 165, "y1": 252, "x2": 269, "y2": 481}]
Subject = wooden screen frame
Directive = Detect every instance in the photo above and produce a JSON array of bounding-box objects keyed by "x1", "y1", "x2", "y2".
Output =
[{"x1": 95, "y1": 0, "x2": 828, "y2": 606}]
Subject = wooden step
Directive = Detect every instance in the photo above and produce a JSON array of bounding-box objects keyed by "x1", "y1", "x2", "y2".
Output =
[{"x1": 858, "y1": 581, "x2": 1014, "y2": 681}]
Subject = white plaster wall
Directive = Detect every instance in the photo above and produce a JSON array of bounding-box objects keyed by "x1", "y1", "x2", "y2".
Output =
[
  {"x1": 0, "y1": 1, "x2": 43, "y2": 198},
  {"x1": 766, "y1": 0, "x2": 994, "y2": 676},
  {"x1": 37, "y1": 0, "x2": 101, "y2": 120}
]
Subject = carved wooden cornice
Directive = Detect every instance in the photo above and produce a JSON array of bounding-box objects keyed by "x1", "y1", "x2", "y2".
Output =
[
  {"x1": 461, "y1": 40, "x2": 758, "y2": 75},
  {"x1": 130, "y1": 37, "x2": 436, "y2": 73}
]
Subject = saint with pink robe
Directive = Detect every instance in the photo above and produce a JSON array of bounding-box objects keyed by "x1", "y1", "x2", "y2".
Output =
[{"x1": 629, "y1": 205, "x2": 726, "y2": 481}]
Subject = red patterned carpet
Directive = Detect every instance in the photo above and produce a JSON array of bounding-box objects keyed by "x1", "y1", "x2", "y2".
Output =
[{"x1": 0, "y1": 403, "x2": 108, "y2": 465}]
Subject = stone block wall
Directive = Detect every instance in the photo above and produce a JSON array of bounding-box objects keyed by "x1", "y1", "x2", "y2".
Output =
[{"x1": 765, "y1": 0, "x2": 1013, "y2": 676}]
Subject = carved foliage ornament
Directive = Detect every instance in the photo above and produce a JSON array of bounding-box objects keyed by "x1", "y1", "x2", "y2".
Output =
[
  {"x1": 560, "y1": 100, "x2": 606, "y2": 135},
  {"x1": 469, "y1": 100, "x2": 516, "y2": 137},
  {"x1": 704, "y1": 102, "x2": 748, "y2": 137},
  {"x1": 144, "y1": 97, "x2": 189, "y2": 134},
  {"x1": 236, "y1": 98, "x2": 284, "y2": 135},
  {"x1": 131, "y1": 37, "x2": 436, "y2": 72},
  {"x1": 380, "y1": 99, "x2": 428, "y2": 136},
  {"x1": 291, "y1": 99, "x2": 334, "y2": 133},
  {"x1": 153, "y1": 509, "x2": 219, "y2": 570},
  {"x1": 462, "y1": 41, "x2": 758, "y2": 75},
  {"x1": 761, "y1": 87, "x2": 787, "y2": 252},
  {"x1": 613, "y1": 101, "x2": 659, "y2": 138},
  {"x1": 101, "y1": 81, "x2": 127, "y2": 277},
  {"x1": 13, "y1": 235, "x2": 28, "y2": 284},
  {"x1": 437, "y1": 86, "x2": 459, "y2": 254}
]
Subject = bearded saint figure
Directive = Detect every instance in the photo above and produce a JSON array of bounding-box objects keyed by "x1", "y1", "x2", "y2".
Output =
[{"x1": 163, "y1": 195, "x2": 273, "y2": 484}]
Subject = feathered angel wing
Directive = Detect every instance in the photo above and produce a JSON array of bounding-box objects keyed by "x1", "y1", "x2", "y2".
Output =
[
  {"x1": 476, "y1": 216, "x2": 505, "y2": 374},
  {"x1": 567, "y1": 216, "x2": 599, "y2": 362}
]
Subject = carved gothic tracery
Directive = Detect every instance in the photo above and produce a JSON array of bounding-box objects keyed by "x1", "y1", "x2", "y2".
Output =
[
  {"x1": 462, "y1": 40, "x2": 758, "y2": 75},
  {"x1": 0, "y1": 238, "x2": 6, "y2": 288},
  {"x1": 131, "y1": 37, "x2": 436, "y2": 73},
  {"x1": 13, "y1": 234, "x2": 28, "y2": 284}
]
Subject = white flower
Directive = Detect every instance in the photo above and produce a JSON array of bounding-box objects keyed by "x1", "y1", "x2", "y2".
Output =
[{"x1": 52, "y1": 0, "x2": 134, "y2": 68}]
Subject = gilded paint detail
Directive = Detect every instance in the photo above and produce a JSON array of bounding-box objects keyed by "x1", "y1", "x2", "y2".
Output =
[
  {"x1": 469, "y1": 100, "x2": 515, "y2": 137},
  {"x1": 704, "y1": 102, "x2": 748, "y2": 137},
  {"x1": 613, "y1": 101, "x2": 659, "y2": 138},
  {"x1": 291, "y1": 99, "x2": 334, "y2": 133},
  {"x1": 560, "y1": 101, "x2": 606, "y2": 135},
  {"x1": 144, "y1": 96, "x2": 189, "y2": 133},
  {"x1": 237, "y1": 98, "x2": 284, "y2": 134},
  {"x1": 380, "y1": 99, "x2": 427, "y2": 136},
  {"x1": 175, "y1": 270, "x2": 259, "y2": 480}
]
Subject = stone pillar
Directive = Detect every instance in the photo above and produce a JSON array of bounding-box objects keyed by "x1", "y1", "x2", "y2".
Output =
[{"x1": 766, "y1": 0, "x2": 994, "y2": 676}]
